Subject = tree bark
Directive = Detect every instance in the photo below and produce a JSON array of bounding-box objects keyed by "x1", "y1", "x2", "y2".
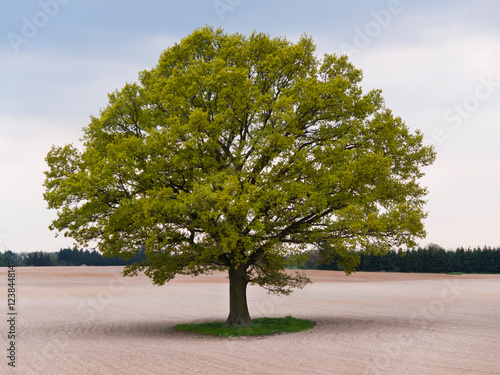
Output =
[{"x1": 224, "y1": 264, "x2": 253, "y2": 327}]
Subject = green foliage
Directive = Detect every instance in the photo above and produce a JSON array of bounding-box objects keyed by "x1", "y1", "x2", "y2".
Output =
[
  {"x1": 4, "y1": 246, "x2": 499, "y2": 273},
  {"x1": 56, "y1": 247, "x2": 145, "y2": 266},
  {"x1": 172, "y1": 316, "x2": 315, "y2": 337},
  {"x1": 0, "y1": 251, "x2": 53, "y2": 267},
  {"x1": 44, "y1": 27, "x2": 434, "y2": 296},
  {"x1": 309, "y1": 245, "x2": 500, "y2": 274},
  {"x1": 0, "y1": 251, "x2": 13, "y2": 267},
  {"x1": 0, "y1": 248, "x2": 145, "y2": 267}
]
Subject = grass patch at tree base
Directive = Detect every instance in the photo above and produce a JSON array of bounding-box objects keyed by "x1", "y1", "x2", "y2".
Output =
[{"x1": 172, "y1": 315, "x2": 315, "y2": 337}]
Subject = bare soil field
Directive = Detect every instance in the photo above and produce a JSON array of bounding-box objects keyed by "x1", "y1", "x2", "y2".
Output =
[{"x1": 1, "y1": 267, "x2": 499, "y2": 374}]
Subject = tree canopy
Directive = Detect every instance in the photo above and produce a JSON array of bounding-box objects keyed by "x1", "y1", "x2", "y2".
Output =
[{"x1": 44, "y1": 27, "x2": 435, "y2": 326}]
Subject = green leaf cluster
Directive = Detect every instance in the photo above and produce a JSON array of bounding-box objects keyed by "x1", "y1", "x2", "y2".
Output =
[{"x1": 44, "y1": 27, "x2": 435, "y2": 291}]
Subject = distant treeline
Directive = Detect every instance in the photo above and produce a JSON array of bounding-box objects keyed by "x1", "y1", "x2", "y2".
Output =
[
  {"x1": 297, "y1": 244, "x2": 500, "y2": 274},
  {"x1": 0, "y1": 248, "x2": 145, "y2": 267},
  {"x1": 2, "y1": 245, "x2": 500, "y2": 273}
]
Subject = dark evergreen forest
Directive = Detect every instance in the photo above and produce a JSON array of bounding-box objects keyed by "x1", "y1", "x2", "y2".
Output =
[
  {"x1": 1, "y1": 245, "x2": 499, "y2": 273},
  {"x1": 0, "y1": 248, "x2": 145, "y2": 267},
  {"x1": 296, "y1": 244, "x2": 500, "y2": 274}
]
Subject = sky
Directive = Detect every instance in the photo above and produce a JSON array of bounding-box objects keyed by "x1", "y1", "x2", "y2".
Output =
[{"x1": 1, "y1": 0, "x2": 499, "y2": 253}]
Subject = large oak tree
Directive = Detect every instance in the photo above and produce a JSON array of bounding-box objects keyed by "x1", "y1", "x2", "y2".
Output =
[{"x1": 44, "y1": 27, "x2": 435, "y2": 326}]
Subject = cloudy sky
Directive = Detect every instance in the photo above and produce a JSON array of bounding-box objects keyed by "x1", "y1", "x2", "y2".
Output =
[{"x1": 1, "y1": 0, "x2": 499, "y2": 252}]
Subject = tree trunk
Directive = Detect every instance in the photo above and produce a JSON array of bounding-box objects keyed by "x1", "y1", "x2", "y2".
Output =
[{"x1": 224, "y1": 264, "x2": 253, "y2": 327}]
